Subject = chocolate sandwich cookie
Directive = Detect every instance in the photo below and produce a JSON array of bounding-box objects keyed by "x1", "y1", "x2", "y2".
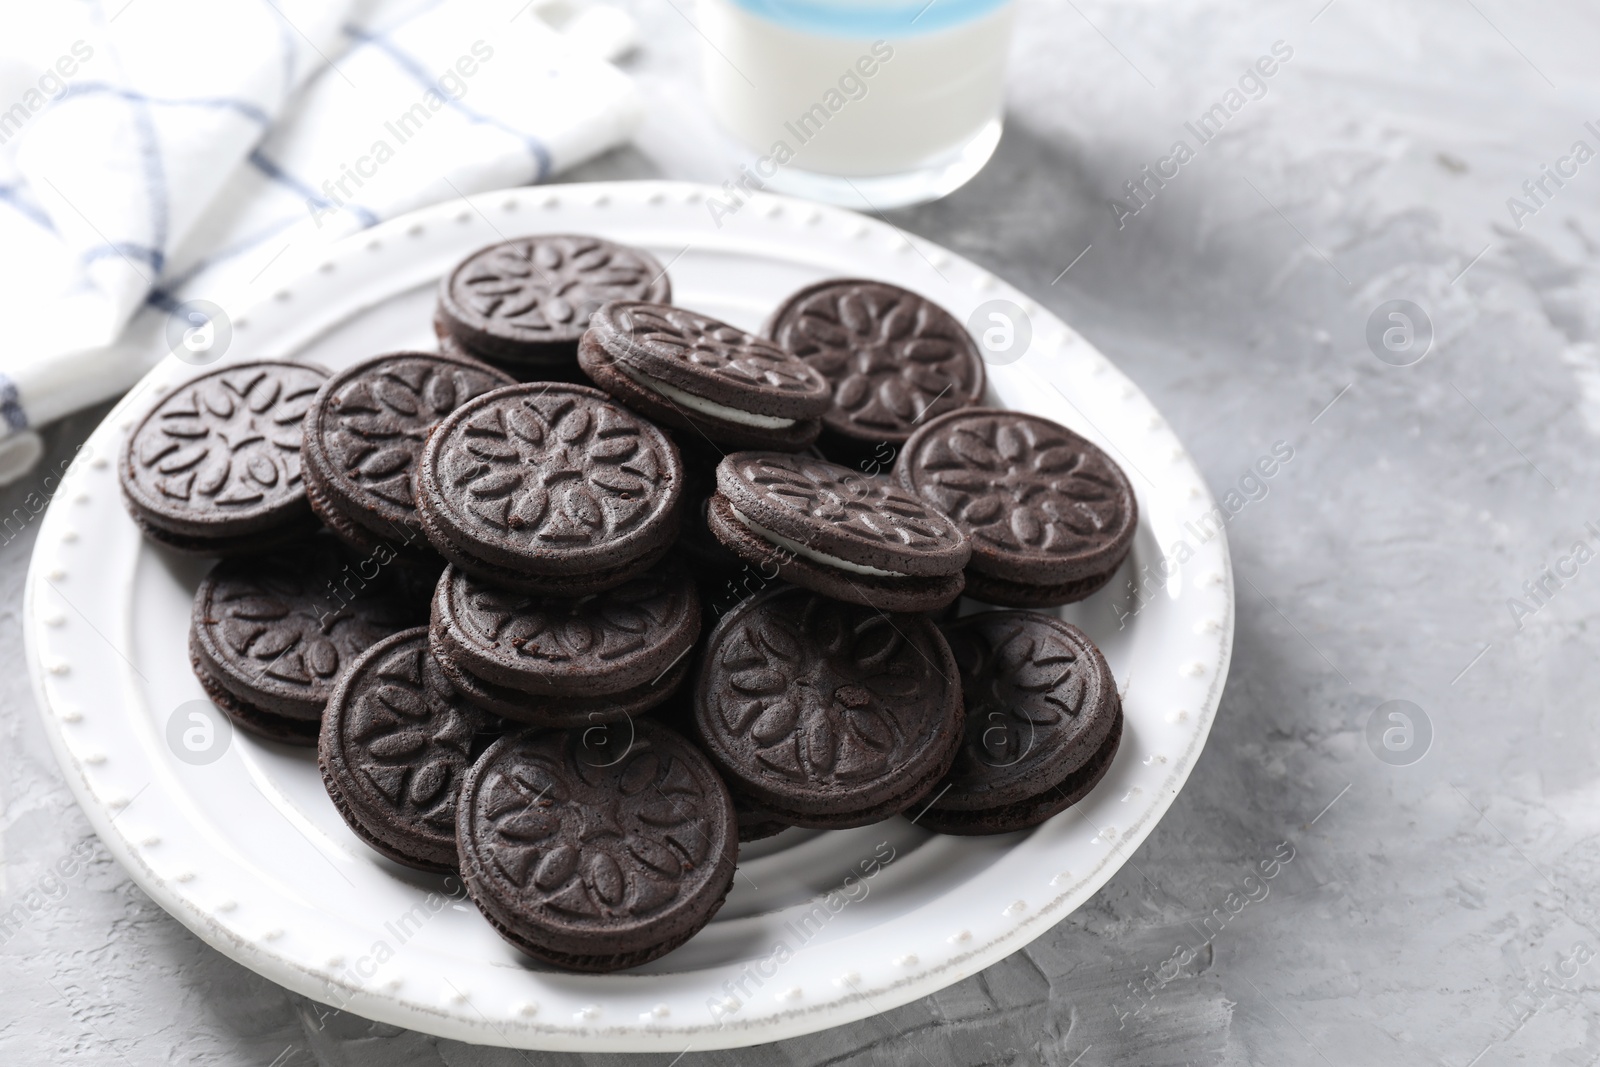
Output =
[
  {"x1": 415, "y1": 382, "x2": 684, "y2": 595},
  {"x1": 303, "y1": 353, "x2": 513, "y2": 561},
  {"x1": 189, "y1": 536, "x2": 421, "y2": 746},
  {"x1": 706, "y1": 451, "x2": 970, "y2": 613},
  {"x1": 579, "y1": 302, "x2": 831, "y2": 450},
  {"x1": 896, "y1": 408, "x2": 1138, "y2": 607},
  {"x1": 121, "y1": 361, "x2": 328, "y2": 554},
  {"x1": 691, "y1": 586, "x2": 963, "y2": 829},
  {"x1": 436, "y1": 235, "x2": 670, "y2": 373},
  {"x1": 917, "y1": 612, "x2": 1123, "y2": 835},
  {"x1": 429, "y1": 557, "x2": 700, "y2": 726},
  {"x1": 765, "y1": 279, "x2": 985, "y2": 460},
  {"x1": 319, "y1": 627, "x2": 481, "y2": 871},
  {"x1": 456, "y1": 720, "x2": 737, "y2": 972}
]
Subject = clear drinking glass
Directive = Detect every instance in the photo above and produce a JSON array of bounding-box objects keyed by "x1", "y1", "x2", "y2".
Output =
[{"x1": 696, "y1": 0, "x2": 1016, "y2": 209}]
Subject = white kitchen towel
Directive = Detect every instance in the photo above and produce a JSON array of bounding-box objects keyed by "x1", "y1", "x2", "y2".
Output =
[{"x1": 0, "y1": 0, "x2": 641, "y2": 483}]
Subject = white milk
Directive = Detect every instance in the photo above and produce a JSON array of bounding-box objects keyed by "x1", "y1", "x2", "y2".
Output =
[{"x1": 697, "y1": 0, "x2": 1015, "y2": 205}]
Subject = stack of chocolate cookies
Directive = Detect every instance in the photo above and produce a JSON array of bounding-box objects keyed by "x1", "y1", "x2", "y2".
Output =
[{"x1": 118, "y1": 232, "x2": 1138, "y2": 974}]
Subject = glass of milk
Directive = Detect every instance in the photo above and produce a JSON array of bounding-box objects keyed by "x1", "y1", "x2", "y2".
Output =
[{"x1": 696, "y1": 0, "x2": 1016, "y2": 209}]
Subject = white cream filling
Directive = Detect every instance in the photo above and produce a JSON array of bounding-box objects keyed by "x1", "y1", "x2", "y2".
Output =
[
  {"x1": 612, "y1": 360, "x2": 796, "y2": 429},
  {"x1": 730, "y1": 506, "x2": 909, "y2": 578}
]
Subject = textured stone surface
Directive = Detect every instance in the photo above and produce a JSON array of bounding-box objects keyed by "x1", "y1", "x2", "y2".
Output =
[{"x1": 7, "y1": 0, "x2": 1600, "y2": 1062}]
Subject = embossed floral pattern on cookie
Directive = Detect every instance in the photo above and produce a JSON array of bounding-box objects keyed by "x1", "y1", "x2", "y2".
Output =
[
  {"x1": 898, "y1": 408, "x2": 1137, "y2": 583},
  {"x1": 700, "y1": 590, "x2": 956, "y2": 790},
  {"x1": 125, "y1": 362, "x2": 326, "y2": 525},
  {"x1": 444, "y1": 236, "x2": 669, "y2": 344},
  {"x1": 468, "y1": 728, "x2": 726, "y2": 924},
  {"x1": 433, "y1": 388, "x2": 675, "y2": 548},
  {"x1": 769, "y1": 280, "x2": 984, "y2": 441}
]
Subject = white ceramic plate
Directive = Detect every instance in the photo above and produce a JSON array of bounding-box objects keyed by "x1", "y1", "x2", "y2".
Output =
[{"x1": 24, "y1": 181, "x2": 1232, "y2": 1052}]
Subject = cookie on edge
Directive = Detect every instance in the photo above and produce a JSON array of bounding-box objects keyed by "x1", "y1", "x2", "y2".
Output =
[
  {"x1": 120, "y1": 361, "x2": 328, "y2": 554},
  {"x1": 896, "y1": 408, "x2": 1138, "y2": 607}
]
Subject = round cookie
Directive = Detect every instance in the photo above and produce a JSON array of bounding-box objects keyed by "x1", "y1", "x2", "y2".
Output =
[
  {"x1": 436, "y1": 235, "x2": 670, "y2": 368},
  {"x1": 578, "y1": 302, "x2": 831, "y2": 450},
  {"x1": 319, "y1": 628, "x2": 480, "y2": 871},
  {"x1": 918, "y1": 612, "x2": 1120, "y2": 835},
  {"x1": 691, "y1": 585, "x2": 963, "y2": 829},
  {"x1": 455, "y1": 721, "x2": 737, "y2": 972},
  {"x1": 896, "y1": 408, "x2": 1138, "y2": 607},
  {"x1": 429, "y1": 557, "x2": 700, "y2": 721},
  {"x1": 302, "y1": 352, "x2": 513, "y2": 559},
  {"x1": 415, "y1": 382, "x2": 683, "y2": 595},
  {"x1": 189, "y1": 536, "x2": 422, "y2": 745},
  {"x1": 707, "y1": 451, "x2": 970, "y2": 613},
  {"x1": 765, "y1": 279, "x2": 985, "y2": 457},
  {"x1": 120, "y1": 361, "x2": 328, "y2": 554}
]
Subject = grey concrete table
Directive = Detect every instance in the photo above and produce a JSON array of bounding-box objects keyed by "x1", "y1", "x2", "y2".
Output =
[{"x1": 6, "y1": 1, "x2": 1600, "y2": 1063}]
